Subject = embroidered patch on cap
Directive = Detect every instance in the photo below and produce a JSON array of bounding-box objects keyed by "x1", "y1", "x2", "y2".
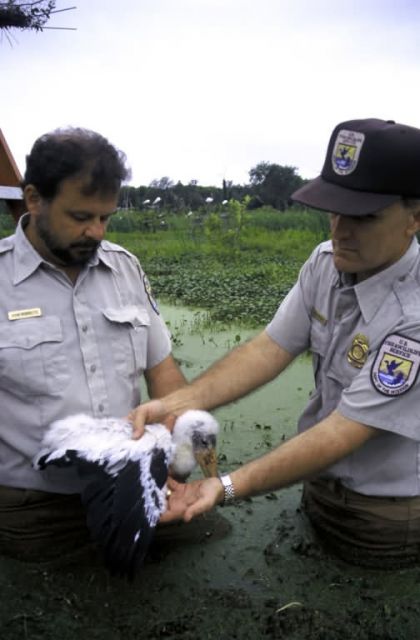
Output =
[
  {"x1": 332, "y1": 129, "x2": 365, "y2": 176},
  {"x1": 143, "y1": 274, "x2": 160, "y2": 315},
  {"x1": 371, "y1": 334, "x2": 420, "y2": 396}
]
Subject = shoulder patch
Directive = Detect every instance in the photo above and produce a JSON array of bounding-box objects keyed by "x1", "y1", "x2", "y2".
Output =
[
  {"x1": 143, "y1": 274, "x2": 160, "y2": 315},
  {"x1": 371, "y1": 333, "x2": 420, "y2": 396}
]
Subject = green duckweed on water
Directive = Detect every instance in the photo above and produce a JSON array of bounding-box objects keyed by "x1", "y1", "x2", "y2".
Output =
[{"x1": 2, "y1": 305, "x2": 420, "y2": 640}]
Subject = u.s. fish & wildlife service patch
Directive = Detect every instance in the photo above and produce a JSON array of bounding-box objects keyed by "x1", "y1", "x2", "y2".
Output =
[
  {"x1": 143, "y1": 274, "x2": 160, "y2": 315},
  {"x1": 332, "y1": 129, "x2": 365, "y2": 176},
  {"x1": 371, "y1": 334, "x2": 420, "y2": 396}
]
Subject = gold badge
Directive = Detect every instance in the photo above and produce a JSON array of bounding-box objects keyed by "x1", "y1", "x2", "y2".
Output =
[{"x1": 347, "y1": 333, "x2": 369, "y2": 368}]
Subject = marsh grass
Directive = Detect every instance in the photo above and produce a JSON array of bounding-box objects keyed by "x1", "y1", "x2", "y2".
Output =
[
  {"x1": 108, "y1": 206, "x2": 329, "y2": 326},
  {"x1": 0, "y1": 205, "x2": 328, "y2": 327}
]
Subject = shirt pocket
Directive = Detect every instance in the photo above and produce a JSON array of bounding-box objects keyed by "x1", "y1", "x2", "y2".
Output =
[
  {"x1": 102, "y1": 305, "x2": 151, "y2": 376},
  {"x1": 0, "y1": 316, "x2": 69, "y2": 396}
]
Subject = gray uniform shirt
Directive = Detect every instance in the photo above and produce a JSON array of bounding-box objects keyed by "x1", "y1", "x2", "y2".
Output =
[
  {"x1": 0, "y1": 216, "x2": 171, "y2": 493},
  {"x1": 267, "y1": 237, "x2": 420, "y2": 497}
]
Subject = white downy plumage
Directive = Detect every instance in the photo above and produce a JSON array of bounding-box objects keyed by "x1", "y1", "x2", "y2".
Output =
[{"x1": 33, "y1": 410, "x2": 219, "y2": 578}]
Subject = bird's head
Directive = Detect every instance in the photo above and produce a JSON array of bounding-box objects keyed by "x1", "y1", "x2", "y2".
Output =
[{"x1": 170, "y1": 410, "x2": 219, "y2": 480}]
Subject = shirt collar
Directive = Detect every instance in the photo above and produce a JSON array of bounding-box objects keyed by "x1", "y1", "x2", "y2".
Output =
[
  {"x1": 353, "y1": 237, "x2": 419, "y2": 323},
  {"x1": 12, "y1": 214, "x2": 116, "y2": 284}
]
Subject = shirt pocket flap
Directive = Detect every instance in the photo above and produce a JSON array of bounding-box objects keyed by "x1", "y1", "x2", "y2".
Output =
[
  {"x1": 0, "y1": 316, "x2": 63, "y2": 350},
  {"x1": 102, "y1": 305, "x2": 151, "y2": 329}
]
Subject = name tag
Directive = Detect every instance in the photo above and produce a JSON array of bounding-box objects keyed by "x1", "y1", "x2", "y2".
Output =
[{"x1": 8, "y1": 308, "x2": 42, "y2": 321}]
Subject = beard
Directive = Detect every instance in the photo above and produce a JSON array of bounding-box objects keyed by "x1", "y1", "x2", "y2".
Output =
[{"x1": 35, "y1": 215, "x2": 100, "y2": 267}]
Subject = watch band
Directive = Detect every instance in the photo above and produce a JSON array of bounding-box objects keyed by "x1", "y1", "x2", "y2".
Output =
[{"x1": 220, "y1": 474, "x2": 236, "y2": 505}]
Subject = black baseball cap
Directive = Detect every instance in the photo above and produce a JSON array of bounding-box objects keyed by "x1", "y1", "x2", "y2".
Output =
[{"x1": 292, "y1": 118, "x2": 420, "y2": 216}]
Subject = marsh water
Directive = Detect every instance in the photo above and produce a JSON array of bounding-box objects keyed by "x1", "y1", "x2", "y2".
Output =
[
  {"x1": 1, "y1": 302, "x2": 420, "y2": 640},
  {"x1": 160, "y1": 301, "x2": 314, "y2": 457}
]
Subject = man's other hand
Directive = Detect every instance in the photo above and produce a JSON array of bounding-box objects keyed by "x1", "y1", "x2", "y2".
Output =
[{"x1": 159, "y1": 476, "x2": 224, "y2": 524}]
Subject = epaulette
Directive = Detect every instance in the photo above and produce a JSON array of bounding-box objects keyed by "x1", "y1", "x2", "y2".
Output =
[
  {"x1": 318, "y1": 239, "x2": 333, "y2": 255},
  {"x1": 100, "y1": 240, "x2": 136, "y2": 259}
]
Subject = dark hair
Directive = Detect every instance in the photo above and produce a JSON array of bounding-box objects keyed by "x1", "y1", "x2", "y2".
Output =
[
  {"x1": 22, "y1": 127, "x2": 131, "y2": 199},
  {"x1": 402, "y1": 198, "x2": 420, "y2": 210}
]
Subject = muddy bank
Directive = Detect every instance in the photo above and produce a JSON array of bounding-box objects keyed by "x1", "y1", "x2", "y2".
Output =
[
  {"x1": 1, "y1": 305, "x2": 420, "y2": 639},
  {"x1": 2, "y1": 487, "x2": 420, "y2": 640}
]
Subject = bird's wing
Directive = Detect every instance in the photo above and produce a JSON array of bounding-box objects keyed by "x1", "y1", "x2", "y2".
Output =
[
  {"x1": 84, "y1": 447, "x2": 169, "y2": 579},
  {"x1": 35, "y1": 445, "x2": 170, "y2": 579},
  {"x1": 33, "y1": 415, "x2": 176, "y2": 578}
]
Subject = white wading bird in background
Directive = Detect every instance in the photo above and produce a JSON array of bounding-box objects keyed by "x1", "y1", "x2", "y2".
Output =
[{"x1": 33, "y1": 410, "x2": 219, "y2": 579}]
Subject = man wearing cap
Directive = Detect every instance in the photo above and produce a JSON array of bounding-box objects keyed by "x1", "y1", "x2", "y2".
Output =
[{"x1": 131, "y1": 118, "x2": 420, "y2": 568}]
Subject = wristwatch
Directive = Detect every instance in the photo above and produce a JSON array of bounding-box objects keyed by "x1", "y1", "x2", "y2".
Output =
[{"x1": 220, "y1": 474, "x2": 236, "y2": 505}]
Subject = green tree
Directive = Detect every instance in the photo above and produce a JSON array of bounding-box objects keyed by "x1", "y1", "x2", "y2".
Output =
[
  {"x1": 149, "y1": 176, "x2": 174, "y2": 190},
  {"x1": 249, "y1": 162, "x2": 304, "y2": 210},
  {"x1": 249, "y1": 161, "x2": 273, "y2": 186}
]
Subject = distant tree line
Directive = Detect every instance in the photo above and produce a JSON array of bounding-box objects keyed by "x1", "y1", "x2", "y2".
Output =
[
  {"x1": 0, "y1": 161, "x2": 307, "y2": 234},
  {"x1": 118, "y1": 162, "x2": 306, "y2": 212}
]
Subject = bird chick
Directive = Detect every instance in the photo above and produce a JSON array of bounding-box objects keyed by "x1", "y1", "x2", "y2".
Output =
[
  {"x1": 170, "y1": 409, "x2": 219, "y2": 480},
  {"x1": 33, "y1": 410, "x2": 219, "y2": 578}
]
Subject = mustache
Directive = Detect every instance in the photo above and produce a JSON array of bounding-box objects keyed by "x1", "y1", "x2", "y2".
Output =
[{"x1": 69, "y1": 240, "x2": 100, "y2": 250}]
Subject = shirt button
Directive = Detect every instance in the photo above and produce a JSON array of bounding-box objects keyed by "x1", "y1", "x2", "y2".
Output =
[
  {"x1": 98, "y1": 404, "x2": 104, "y2": 412},
  {"x1": 82, "y1": 325, "x2": 88, "y2": 332},
  {"x1": 90, "y1": 364, "x2": 97, "y2": 373}
]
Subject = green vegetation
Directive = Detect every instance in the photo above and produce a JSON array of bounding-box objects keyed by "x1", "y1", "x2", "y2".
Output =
[
  {"x1": 0, "y1": 201, "x2": 329, "y2": 326},
  {"x1": 108, "y1": 203, "x2": 330, "y2": 326}
]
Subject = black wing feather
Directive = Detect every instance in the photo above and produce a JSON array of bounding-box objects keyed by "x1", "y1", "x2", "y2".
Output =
[
  {"x1": 96, "y1": 450, "x2": 169, "y2": 578},
  {"x1": 149, "y1": 448, "x2": 168, "y2": 489},
  {"x1": 36, "y1": 445, "x2": 170, "y2": 579},
  {"x1": 91, "y1": 461, "x2": 154, "y2": 579}
]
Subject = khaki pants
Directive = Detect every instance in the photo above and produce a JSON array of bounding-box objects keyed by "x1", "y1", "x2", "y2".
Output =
[
  {"x1": 302, "y1": 479, "x2": 420, "y2": 568},
  {"x1": 0, "y1": 485, "x2": 231, "y2": 564},
  {"x1": 0, "y1": 485, "x2": 92, "y2": 562}
]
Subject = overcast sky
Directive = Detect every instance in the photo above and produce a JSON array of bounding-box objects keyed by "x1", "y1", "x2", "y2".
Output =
[{"x1": 1, "y1": 0, "x2": 420, "y2": 188}]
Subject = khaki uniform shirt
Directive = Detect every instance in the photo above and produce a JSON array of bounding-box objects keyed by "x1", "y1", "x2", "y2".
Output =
[
  {"x1": 0, "y1": 216, "x2": 171, "y2": 493},
  {"x1": 267, "y1": 237, "x2": 420, "y2": 497}
]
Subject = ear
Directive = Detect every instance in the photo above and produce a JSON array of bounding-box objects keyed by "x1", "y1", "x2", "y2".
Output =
[
  {"x1": 408, "y1": 211, "x2": 420, "y2": 237},
  {"x1": 24, "y1": 184, "x2": 43, "y2": 215}
]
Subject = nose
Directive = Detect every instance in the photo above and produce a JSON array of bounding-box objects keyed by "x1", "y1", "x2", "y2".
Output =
[
  {"x1": 84, "y1": 218, "x2": 107, "y2": 242},
  {"x1": 330, "y1": 214, "x2": 352, "y2": 237}
]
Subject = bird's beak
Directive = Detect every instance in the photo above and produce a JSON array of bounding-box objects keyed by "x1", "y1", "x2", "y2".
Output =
[{"x1": 195, "y1": 447, "x2": 218, "y2": 478}]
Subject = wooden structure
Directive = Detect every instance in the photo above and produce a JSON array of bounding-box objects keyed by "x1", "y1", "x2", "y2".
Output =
[{"x1": 0, "y1": 129, "x2": 25, "y2": 224}]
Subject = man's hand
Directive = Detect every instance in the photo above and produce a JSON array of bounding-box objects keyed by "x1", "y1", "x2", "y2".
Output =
[
  {"x1": 129, "y1": 399, "x2": 173, "y2": 439},
  {"x1": 159, "y1": 476, "x2": 224, "y2": 523}
]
